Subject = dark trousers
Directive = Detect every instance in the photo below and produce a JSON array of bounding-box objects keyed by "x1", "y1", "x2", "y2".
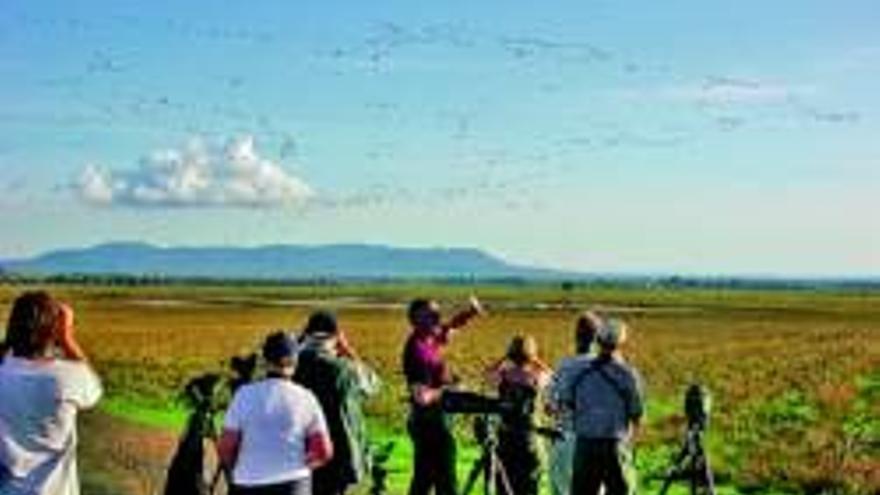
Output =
[
  {"x1": 571, "y1": 438, "x2": 635, "y2": 495},
  {"x1": 312, "y1": 468, "x2": 349, "y2": 495},
  {"x1": 231, "y1": 477, "x2": 312, "y2": 495},
  {"x1": 497, "y1": 432, "x2": 541, "y2": 495},
  {"x1": 408, "y1": 413, "x2": 457, "y2": 495}
]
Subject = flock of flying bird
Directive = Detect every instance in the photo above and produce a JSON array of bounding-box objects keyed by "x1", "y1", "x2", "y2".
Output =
[{"x1": 4, "y1": 8, "x2": 863, "y2": 210}]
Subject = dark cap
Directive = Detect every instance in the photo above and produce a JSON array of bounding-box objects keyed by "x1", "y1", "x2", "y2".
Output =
[
  {"x1": 262, "y1": 331, "x2": 299, "y2": 364},
  {"x1": 303, "y1": 311, "x2": 338, "y2": 338}
]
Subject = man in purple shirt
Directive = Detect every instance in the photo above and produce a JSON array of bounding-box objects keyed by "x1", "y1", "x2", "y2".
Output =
[{"x1": 402, "y1": 296, "x2": 481, "y2": 495}]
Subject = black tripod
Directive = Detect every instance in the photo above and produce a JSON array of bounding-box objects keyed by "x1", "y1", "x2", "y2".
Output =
[
  {"x1": 658, "y1": 424, "x2": 716, "y2": 495},
  {"x1": 461, "y1": 415, "x2": 515, "y2": 495}
]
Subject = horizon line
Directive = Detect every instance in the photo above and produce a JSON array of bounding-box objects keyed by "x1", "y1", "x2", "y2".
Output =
[{"x1": 2, "y1": 240, "x2": 879, "y2": 282}]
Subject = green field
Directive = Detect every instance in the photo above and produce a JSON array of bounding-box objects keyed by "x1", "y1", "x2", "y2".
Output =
[{"x1": 1, "y1": 283, "x2": 878, "y2": 494}]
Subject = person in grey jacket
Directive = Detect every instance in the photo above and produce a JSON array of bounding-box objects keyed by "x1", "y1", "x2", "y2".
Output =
[
  {"x1": 558, "y1": 319, "x2": 644, "y2": 495},
  {"x1": 546, "y1": 311, "x2": 603, "y2": 495}
]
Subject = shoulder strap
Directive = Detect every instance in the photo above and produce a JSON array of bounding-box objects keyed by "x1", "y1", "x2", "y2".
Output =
[
  {"x1": 564, "y1": 360, "x2": 597, "y2": 410},
  {"x1": 569, "y1": 360, "x2": 598, "y2": 397},
  {"x1": 594, "y1": 364, "x2": 631, "y2": 410},
  {"x1": 570, "y1": 359, "x2": 631, "y2": 412}
]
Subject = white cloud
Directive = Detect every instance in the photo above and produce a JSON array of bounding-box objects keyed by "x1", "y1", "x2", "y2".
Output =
[
  {"x1": 76, "y1": 136, "x2": 314, "y2": 208},
  {"x1": 695, "y1": 77, "x2": 812, "y2": 105},
  {"x1": 616, "y1": 77, "x2": 816, "y2": 106},
  {"x1": 78, "y1": 165, "x2": 116, "y2": 204}
]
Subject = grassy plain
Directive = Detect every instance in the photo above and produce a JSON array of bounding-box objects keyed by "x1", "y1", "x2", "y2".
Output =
[{"x1": 1, "y1": 283, "x2": 878, "y2": 494}]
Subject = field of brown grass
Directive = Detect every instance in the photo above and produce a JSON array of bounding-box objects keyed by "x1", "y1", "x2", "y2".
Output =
[{"x1": 1, "y1": 283, "x2": 878, "y2": 494}]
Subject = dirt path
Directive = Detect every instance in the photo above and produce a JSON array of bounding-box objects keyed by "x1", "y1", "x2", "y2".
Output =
[{"x1": 79, "y1": 411, "x2": 182, "y2": 495}]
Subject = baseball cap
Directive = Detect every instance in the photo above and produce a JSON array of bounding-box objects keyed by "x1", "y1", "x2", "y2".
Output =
[
  {"x1": 597, "y1": 319, "x2": 628, "y2": 349},
  {"x1": 303, "y1": 311, "x2": 339, "y2": 338},
  {"x1": 262, "y1": 331, "x2": 299, "y2": 364}
]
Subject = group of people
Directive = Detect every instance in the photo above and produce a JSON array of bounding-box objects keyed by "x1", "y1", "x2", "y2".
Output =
[
  {"x1": 0, "y1": 291, "x2": 380, "y2": 495},
  {"x1": 402, "y1": 298, "x2": 644, "y2": 495},
  {"x1": 216, "y1": 310, "x2": 380, "y2": 495},
  {"x1": 0, "y1": 290, "x2": 644, "y2": 495}
]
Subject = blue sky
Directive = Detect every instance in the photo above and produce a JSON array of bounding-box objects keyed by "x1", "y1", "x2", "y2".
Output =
[{"x1": 1, "y1": 1, "x2": 878, "y2": 275}]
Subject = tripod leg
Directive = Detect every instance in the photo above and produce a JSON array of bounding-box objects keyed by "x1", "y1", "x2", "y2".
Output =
[
  {"x1": 485, "y1": 451, "x2": 492, "y2": 495},
  {"x1": 492, "y1": 453, "x2": 515, "y2": 495},
  {"x1": 462, "y1": 453, "x2": 489, "y2": 495},
  {"x1": 658, "y1": 441, "x2": 691, "y2": 495},
  {"x1": 698, "y1": 449, "x2": 717, "y2": 495}
]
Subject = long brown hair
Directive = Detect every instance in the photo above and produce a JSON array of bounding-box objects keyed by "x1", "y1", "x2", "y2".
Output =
[
  {"x1": 3, "y1": 291, "x2": 61, "y2": 358},
  {"x1": 506, "y1": 334, "x2": 538, "y2": 366}
]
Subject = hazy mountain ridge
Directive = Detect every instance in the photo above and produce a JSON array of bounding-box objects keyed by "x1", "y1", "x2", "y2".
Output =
[
  {"x1": 1, "y1": 242, "x2": 572, "y2": 280},
  {"x1": 3, "y1": 244, "x2": 878, "y2": 288}
]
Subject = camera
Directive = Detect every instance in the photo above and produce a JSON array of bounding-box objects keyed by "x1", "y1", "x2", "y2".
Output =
[
  {"x1": 684, "y1": 384, "x2": 711, "y2": 431},
  {"x1": 181, "y1": 373, "x2": 222, "y2": 412}
]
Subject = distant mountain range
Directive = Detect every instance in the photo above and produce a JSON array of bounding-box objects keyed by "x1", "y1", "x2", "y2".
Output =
[
  {"x1": 4, "y1": 243, "x2": 879, "y2": 289},
  {"x1": 0, "y1": 242, "x2": 575, "y2": 280}
]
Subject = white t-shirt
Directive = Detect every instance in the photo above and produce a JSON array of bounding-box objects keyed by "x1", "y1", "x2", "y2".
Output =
[
  {"x1": 224, "y1": 378, "x2": 329, "y2": 486},
  {"x1": 0, "y1": 356, "x2": 103, "y2": 495}
]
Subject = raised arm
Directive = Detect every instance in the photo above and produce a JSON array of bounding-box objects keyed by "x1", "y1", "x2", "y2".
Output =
[
  {"x1": 55, "y1": 303, "x2": 89, "y2": 362},
  {"x1": 443, "y1": 295, "x2": 483, "y2": 332},
  {"x1": 335, "y1": 330, "x2": 381, "y2": 396},
  {"x1": 436, "y1": 296, "x2": 483, "y2": 345},
  {"x1": 529, "y1": 355, "x2": 554, "y2": 375},
  {"x1": 335, "y1": 329, "x2": 359, "y2": 360},
  {"x1": 484, "y1": 355, "x2": 508, "y2": 387}
]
